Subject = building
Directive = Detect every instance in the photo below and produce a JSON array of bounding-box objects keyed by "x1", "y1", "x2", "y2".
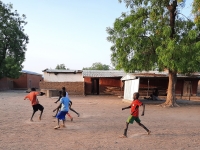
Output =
[
  {"x1": 39, "y1": 69, "x2": 84, "y2": 95},
  {"x1": 0, "y1": 70, "x2": 43, "y2": 91}
]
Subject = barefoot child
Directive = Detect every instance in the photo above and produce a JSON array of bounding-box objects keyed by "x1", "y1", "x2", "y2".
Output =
[
  {"x1": 24, "y1": 88, "x2": 45, "y2": 121},
  {"x1": 53, "y1": 91, "x2": 70, "y2": 129},
  {"x1": 62, "y1": 87, "x2": 80, "y2": 117},
  {"x1": 120, "y1": 92, "x2": 151, "y2": 138},
  {"x1": 54, "y1": 90, "x2": 73, "y2": 121}
]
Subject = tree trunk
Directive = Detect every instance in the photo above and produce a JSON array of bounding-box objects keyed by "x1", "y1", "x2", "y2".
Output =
[{"x1": 162, "y1": 70, "x2": 179, "y2": 107}]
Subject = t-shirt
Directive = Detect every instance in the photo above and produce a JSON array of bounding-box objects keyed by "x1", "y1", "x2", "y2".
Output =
[
  {"x1": 24, "y1": 91, "x2": 39, "y2": 106},
  {"x1": 130, "y1": 99, "x2": 143, "y2": 117},
  {"x1": 60, "y1": 96, "x2": 70, "y2": 112}
]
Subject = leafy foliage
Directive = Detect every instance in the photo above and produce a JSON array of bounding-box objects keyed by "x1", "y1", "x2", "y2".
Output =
[
  {"x1": 107, "y1": 0, "x2": 200, "y2": 74},
  {"x1": 83, "y1": 62, "x2": 110, "y2": 70},
  {"x1": 55, "y1": 64, "x2": 68, "y2": 70},
  {"x1": 0, "y1": 1, "x2": 29, "y2": 78}
]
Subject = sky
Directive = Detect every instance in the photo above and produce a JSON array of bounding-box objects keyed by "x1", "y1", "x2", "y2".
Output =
[{"x1": 2, "y1": 0, "x2": 194, "y2": 74}]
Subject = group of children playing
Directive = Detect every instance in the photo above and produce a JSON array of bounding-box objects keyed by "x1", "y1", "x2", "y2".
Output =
[{"x1": 24, "y1": 87, "x2": 151, "y2": 137}]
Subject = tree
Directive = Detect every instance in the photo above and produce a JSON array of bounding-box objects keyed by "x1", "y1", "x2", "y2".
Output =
[
  {"x1": 107, "y1": 0, "x2": 200, "y2": 107},
  {"x1": 55, "y1": 64, "x2": 69, "y2": 70},
  {"x1": 83, "y1": 62, "x2": 110, "y2": 70},
  {"x1": 0, "y1": 1, "x2": 29, "y2": 79}
]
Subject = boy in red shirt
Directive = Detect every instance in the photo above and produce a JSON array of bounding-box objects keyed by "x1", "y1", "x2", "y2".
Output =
[
  {"x1": 121, "y1": 92, "x2": 151, "y2": 138},
  {"x1": 24, "y1": 88, "x2": 45, "y2": 121}
]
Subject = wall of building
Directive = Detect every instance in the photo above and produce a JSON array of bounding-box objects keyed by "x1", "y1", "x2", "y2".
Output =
[
  {"x1": 84, "y1": 77, "x2": 123, "y2": 95},
  {"x1": 12, "y1": 74, "x2": 27, "y2": 89},
  {"x1": 43, "y1": 72, "x2": 83, "y2": 82},
  {"x1": 0, "y1": 78, "x2": 13, "y2": 90},
  {"x1": 12, "y1": 73, "x2": 42, "y2": 89},
  {"x1": 39, "y1": 81, "x2": 84, "y2": 95},
  {"x1": 138, "y1": 78, "x2": 199, "y2": 96}
]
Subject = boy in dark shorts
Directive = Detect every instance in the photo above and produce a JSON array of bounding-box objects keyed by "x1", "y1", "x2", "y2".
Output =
[
  {"x1": 120, "y1": 92, "x2": 151, "y2": 138},
  {"x1": 24, "y1": 88, "x2": 45, "y2": 121},
  {"x1": 62, "y1": 87, "x2": 80, "y2": 117},
  {"x1": 54, "y1": 90, "x2": 73, "y2": 121},
  {"x1": 53, "y1": 91, "x2": 70, "y2": 129}
]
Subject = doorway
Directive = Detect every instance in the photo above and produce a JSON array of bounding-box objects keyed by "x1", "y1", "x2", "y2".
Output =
[{"x1": 91, "y1": 78, "x2": 99, "y2": 95}]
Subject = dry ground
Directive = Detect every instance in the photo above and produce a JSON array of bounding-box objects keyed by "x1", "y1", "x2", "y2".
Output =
[{"x1": 0, "y1": 90, "x2": 200, "y2": 150}]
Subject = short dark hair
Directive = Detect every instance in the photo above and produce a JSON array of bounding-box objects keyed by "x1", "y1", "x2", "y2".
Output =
[
  {"x1": 134, "y1": 92, "x2": 140, "y2": 99},
  {"x1": 31, "y1": 88, "x2": 36, "y2": 91},
  {"x1": 62, "y1": 87, "x2": 66, "y2": 91}
]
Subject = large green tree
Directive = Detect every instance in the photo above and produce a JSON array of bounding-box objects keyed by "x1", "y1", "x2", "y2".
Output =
[
  {"x1": 83, "y1": 62, "x2": 110, "y2": 70},
  {"x1": 0, "y1": 1, "x2": 29, "y2": 79},
  {"x1": 107, "y1": 0, "x2": 200, "y2": 107}
]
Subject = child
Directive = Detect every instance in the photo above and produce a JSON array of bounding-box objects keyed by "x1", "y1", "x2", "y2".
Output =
[
  {"x1": 53, "y1": 91, "x2": 70, "y2": 129},
  {"x1": 24, "y1": 88, "x2": 45, "y2": 121},
  {"x1": 62, "y1": 87, "x2": 80, "y2": 117},
  {"x1": 54, "y1": 90, "x2": 73, "y2": 121},
  {"x1": 120, "y1": 92, "x2": 151, "y2": 138}
]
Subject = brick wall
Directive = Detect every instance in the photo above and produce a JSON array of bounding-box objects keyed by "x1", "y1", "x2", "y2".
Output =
[{"x1": 39, "y1": 81, "x2": 84, "y2": 95}]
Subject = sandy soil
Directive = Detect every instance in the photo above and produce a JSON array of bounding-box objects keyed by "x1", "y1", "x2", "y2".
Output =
[{"x1": 0, "y1": 90, "x2": 200, "y2": 150}]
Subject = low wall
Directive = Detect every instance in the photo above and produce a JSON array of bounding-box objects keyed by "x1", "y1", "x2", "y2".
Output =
[{"x1": 39, "y1": 81, "x2": 84, "y2": 95}]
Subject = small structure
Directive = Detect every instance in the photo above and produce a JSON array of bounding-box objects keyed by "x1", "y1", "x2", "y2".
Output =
[
  {"x1": 121, "y1": 74, "x2": 140, "y2": 101},
  {"x1": 83, "y1": 70, "x2": 126, "y2": 95},
  {"x1": 0, "y1": 70, "x2": 42, "y2": 91},
  {"x1": 12, "y1": 70, "x2": 43, "y2": 90},
  {"x1": 40, "y1": 69, "x2": 84, "y2": 97},
  {"x1": 121, "y1": 71, "x2": 200, "y2": 101}
]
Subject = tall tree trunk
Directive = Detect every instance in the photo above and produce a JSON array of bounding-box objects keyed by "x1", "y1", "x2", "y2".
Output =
[
  {"x1": 162, "y1": 70, "x2": 178, "y2": 107},
  {"x1": 161, "y1": 1, "x2": 179, "y2": 107}
]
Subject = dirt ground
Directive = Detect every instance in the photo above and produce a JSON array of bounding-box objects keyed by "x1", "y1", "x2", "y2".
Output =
[{"x1": 0, "y1": 90, "x2": 200, "y2": 150}]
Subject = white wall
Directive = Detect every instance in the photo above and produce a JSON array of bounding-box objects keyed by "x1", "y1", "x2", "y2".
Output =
[
  {"x1": 44, "y1": 72, "x2": 84, "y2": 82},
  {"x1": 124, "y1": 78, "x2": 140, "y2": 101}
]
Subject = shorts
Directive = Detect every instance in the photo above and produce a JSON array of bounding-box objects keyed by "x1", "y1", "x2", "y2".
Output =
[
  {"x1": 32, "y1": 104, "x2": 44, "y2": 112},
  {"x1": 56, "y1": 111, "x2": 68, "y2": 120},
  {"x1": 126, "y1": 115, "x2": 141, "y2": 124}
]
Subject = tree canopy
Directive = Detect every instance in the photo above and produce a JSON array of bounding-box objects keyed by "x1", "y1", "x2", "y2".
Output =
[
  {"x1": 107, "y1": 0, "x2": 200, "y2": 106},
  {"x1": 0, "y1": 1, "x2": 29, "y2": 79},
  {"x1": 55, "y1": 64, "x2": 69, "y2": 70},
  {"x1": 83, "y1": 62, "x2": 110, "y2": 70}
]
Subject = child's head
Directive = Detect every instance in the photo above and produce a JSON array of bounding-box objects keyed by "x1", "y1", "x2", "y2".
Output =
[
  {"x1": 133, "y1": 92, "x2": 139, "y2": 99},
  {"x1": 62, "y1": 87, "x2": 66, "y2": 92},
  {"x1": 31, "y1": 88, "x2": 36, "y2": 91},
  {"x1": 62, "y1": 91, "x2": 66, "y2": 97}
]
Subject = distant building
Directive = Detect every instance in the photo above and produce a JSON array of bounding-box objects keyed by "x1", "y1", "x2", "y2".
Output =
[{"x1": 0, "y1": 70, "x2": 43, "y2": 91}]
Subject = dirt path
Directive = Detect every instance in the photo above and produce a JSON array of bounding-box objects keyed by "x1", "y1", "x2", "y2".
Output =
[{"x1": 0, "y1": 90, "x2": 200, "y2": 150}]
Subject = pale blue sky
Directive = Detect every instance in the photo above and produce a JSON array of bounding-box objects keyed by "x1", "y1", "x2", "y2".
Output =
[{"x1": 3, "y1": 0, "x2": 193, "y2": 74}]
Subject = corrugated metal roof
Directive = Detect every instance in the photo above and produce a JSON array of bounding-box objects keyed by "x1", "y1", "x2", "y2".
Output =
[
  {"x1": 82, "y1": 70, "x2": 126, "y2": 77},
  {"x1": 43, "y1": 69, "x2": 83, "y2": 73},
  {"x1": 21, "y1": 70, "x2": 42, "y2": 76}
]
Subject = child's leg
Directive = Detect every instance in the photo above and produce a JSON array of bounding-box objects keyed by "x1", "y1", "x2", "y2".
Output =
[
  {"x1": 30, "y1": 110, "x2": 36, "y2": 121},
  {"x1": 70, "y1": 107, "x2": 80, "y2": 117},
  {"x1": 39, "y1": 105, "x2": 44, "y2": 120},
  {"x1": 137, "y1": 122, "x2": 151, "y2": 134},
  {"x1": 123, "y1": 122, "x2": 129, "y2": 137},
  {"x1": 67, "y1": 113, "x2": 73, "y2": 121},
  {"x1": 62, "y1": 119, "x2": 66, "y2": 127}
]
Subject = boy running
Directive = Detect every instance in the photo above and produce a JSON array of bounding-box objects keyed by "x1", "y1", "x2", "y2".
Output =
[
  {"x1": 53, "y1": 91, "x2": 70, "y2": 129},
  {"x1": 54, "y1": 90, "x2": 73, "y2": 121},
  {"x1": 24, "y1": 88, "x2": 45, "y2": 121},
  {"x1": 62, "y1": 87, "x2": 80, "y2": 117},
  {"x1": 120, "y1": 92, "x2": 151, "y2": 138}
]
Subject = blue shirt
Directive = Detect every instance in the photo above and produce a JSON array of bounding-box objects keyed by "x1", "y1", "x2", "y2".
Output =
[{"x1": 60, "y1": 96, "x2": 69, "y2": 112}]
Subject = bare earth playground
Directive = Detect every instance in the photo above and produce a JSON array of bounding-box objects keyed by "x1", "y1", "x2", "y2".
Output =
[{"x1": 0, "y1": 90, "x2": 200, "y2": 150}]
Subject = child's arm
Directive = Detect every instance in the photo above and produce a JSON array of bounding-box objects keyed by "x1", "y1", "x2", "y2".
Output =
[
  {"x1": 141, "y1": 104, "x2": 145, "y2": 116},
  {"x1": 122, "y1": 105, "x2": 131, "y2": 110},
  {"x1": 54, "y1": 96, "x2": 61, "y2": 103},
  {"x1": 53, "y1": 103, "x2": 62, "y2": 112}
]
